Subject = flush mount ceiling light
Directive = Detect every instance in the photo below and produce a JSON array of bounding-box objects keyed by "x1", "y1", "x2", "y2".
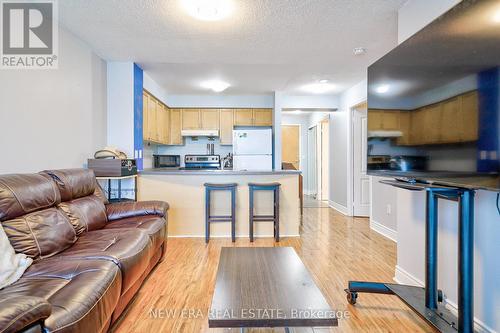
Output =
[
  {"x1": 181, "y1": 0, "x2": 234, "y2": 21},
  {"x1": 302, "y1": 82, "x2": 336, "y2": 94},
  {"x1": 201, "y1": 80, "x2": 230, "y2": 92},
  {"x1": 292, "y1": 110, "x2": 303, "y2": 114},
  {"x1": 376, "y1": 84, "x2": 390, "y2": 94},
  {"x1": 353, "y1": 47, "x2": 367, "y2": 56},
  {"x1": 319, "y1": 79, "x2": 329, "y2": 84},
  {"x1": 493, "y1": 9, "x2": 500, "y2": 23}
]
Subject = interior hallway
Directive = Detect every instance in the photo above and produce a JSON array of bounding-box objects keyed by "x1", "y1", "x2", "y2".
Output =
[{"x1": 113, "y1": 206, "x2": 434, "y2": 333}]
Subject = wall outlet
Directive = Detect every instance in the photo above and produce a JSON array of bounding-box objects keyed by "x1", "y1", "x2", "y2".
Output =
[{"x1": 386, "y1": 204, "x2": 392, "y2": 215}]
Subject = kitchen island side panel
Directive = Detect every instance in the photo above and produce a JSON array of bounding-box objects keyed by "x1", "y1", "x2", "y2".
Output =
[{"x1": 138, "y1": 174, "x2": 300, "y2": 237}]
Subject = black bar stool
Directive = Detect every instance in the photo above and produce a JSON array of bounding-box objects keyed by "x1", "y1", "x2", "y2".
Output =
[
  {"x1": 204, "y1": 183, "x2": 237, "y2": 243},
  {"x1": 248, "y1": 182, "x2": 281, "y2": 242}
]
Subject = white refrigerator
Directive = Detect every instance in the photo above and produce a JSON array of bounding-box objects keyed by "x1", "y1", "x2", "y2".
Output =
[{"x1": 233, "y1": 129, "x2": 273, "y2": 171}]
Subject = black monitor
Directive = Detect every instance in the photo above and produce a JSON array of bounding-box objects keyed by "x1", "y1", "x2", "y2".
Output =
[{"x1": 367, "y1": 0, "x2": 500, "y2": 191}]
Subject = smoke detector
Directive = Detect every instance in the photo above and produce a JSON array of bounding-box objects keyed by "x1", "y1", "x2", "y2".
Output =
[{"x1": 353, "y1": 47, "x2": 367, "y2": 56}]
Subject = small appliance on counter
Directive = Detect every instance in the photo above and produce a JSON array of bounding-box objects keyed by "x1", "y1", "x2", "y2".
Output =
[
  {"x1": 88, "y1": 147, "x2": 137, "y2": 176},
  {"x1": 233, "y1": 128, "x2": 273, "y2": 171},
  {"x1": 389, "y1": 155, "x2": 427, "y2": 172},
  {"x1": 181, "y1": 155, "x2": 220, "y2": 170},
  {"x1": 153, "y1": 154, "x2": 181, "y2": 168},
  {"x1": 367, "y1": 155, "x2": 391, "y2": 171},
  {"x1": 221, "y1": 153, "x2": 233, "y2": 170}
]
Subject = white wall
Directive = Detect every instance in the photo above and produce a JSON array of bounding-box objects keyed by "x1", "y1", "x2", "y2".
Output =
[
  {"x1": 0, "y1": 28, "x2": 107, "y2": 174},
  {"x1": 395, "y1": 1, "x2": 500, "y2": 331},
  {"x1": 107, "y1": 62, "x2": 134, "y2": 157},
  {"x1": 370, "y1": 176, "x2": 398, "y2": 241},
  {"x1": 331, "y1": 80, "x2": 367, "y2": 213}
]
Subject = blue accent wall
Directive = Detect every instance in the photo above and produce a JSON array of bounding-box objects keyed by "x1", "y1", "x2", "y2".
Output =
[
  {"x1": 133, "y1": 64, "x2": 144, "y2": 170},
  {"x1": 477, "y1": 68, "x2": 499, "y2": 173}
]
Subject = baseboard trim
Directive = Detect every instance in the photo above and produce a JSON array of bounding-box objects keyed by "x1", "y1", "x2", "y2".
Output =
[
  {"x1": 370, "y1": 219, "x2": 397, "y2": 243},
  {"x1": 328, "y1": 201, "x2": 348, "y2": 215},
  {"x1": 394, "y1": 266, "x2": 496, "y2": 333},
  {"x1": 167, "y1": 234, "x2": 300, "y2": 238}
]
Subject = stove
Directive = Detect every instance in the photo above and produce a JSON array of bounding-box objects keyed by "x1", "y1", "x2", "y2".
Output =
[{"x1": 182, "y1": 155, "x2": 220, "y2": 170}]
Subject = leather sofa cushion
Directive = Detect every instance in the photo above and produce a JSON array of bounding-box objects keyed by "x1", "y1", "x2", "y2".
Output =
[
  {"x1": 1, "y1": 208, "x2": 76, "y2": 260},
  {"x1": 58, "y1": 195, "x2": 108, "y2": 235},
  {"x1": 0, "y1": 174, "x2": 60, "y2": 222},
  {"x1": 0, "y1": 259, "x2": 121, "y2": 333},
  {"x1": 106, "y1": 201, "x2": 169, "y2": 221},
  {"x1": 104, "y1": 215, "x2": 167, "y2": 251},
  {"x1": 0, "y1": 296, "x2": 51, "y2": 333},
  {"x1": 40, "y1": 169, "x2": 98, "y2": 202},
  {"x1": 55, "y1": 229, "x2": 152, "y2": 294}
]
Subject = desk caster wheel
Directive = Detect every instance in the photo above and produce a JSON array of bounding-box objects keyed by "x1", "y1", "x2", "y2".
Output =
[
  {"x1": 345, "y1": 289, "x2": 358, "y2": 305},
  {"x1": 438, "y1": 289, "x2": 443, "y2": 303}
]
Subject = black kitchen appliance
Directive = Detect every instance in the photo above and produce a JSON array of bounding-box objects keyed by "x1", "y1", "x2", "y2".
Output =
[
  {"x1": 181, "y1": 155, "x2": 220, "y2": 170},
  {"x1": 153, "y1": 155, "x2": 181, "y2": 168}
]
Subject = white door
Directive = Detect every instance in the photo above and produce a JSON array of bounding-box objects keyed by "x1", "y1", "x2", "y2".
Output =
[
  {"x1": 233, "y1": 129, "x2": 272, "y2": 155},
  {"x1": 353, "y1": 108, "x2": 370, "y2": 216},
  {"x1": 308, "y1": 126, "x2": 317, "y2": 198}
]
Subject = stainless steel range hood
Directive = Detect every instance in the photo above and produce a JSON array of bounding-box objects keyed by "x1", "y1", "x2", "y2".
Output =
[
  {"x1": 181, "y1": 129, "x2": 219, "y2": 137},
  {"x1": 368, "y1": 130, "x2": 403, "y2": 138}
]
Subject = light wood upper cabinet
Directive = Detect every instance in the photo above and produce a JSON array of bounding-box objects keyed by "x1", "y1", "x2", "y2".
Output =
[
  {"x1": 423, "y1": 104, "x2": 442, "y2": 144},
  {"x1": 234, "y1": 109, "x2": 254, "y2": 126},
  {"x1": 254, "y1": 109, "x2": 273, "y2": 126},
  {"x1": 148, "y1": 97, "x2": 160, "y2": 142},
  {"x1": 460, "y1": 91, "x2": 478, "y2": 142},
  {"x1": 182, "y1": 109, "x2": 201, "y2": 129},
  {"x1": 201, "y1": 109, "x2": 220, "y2": 129},
  {"x1": 169, "y1": 109, "x2": 182, "y2": 145},
  {"x1": 143, "y1": 92, "x2": 150, "y2": 141},
  {"x1": 410, "y1": 109, "x2": 425, "y2": 145},
  {"x1": 219, "y1": 109, "x2": 234, "y2": 145},
  {"x1": 441, "y1": 97, "x2": 461, "y2": 143},
  {"x1": 396, "y1": 112, "x2": 411, "y2": 145},
  {"x1": 368, "y1": 110, "x2": 400, "y2": 131}
]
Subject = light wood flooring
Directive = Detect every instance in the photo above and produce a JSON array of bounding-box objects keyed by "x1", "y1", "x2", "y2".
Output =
[{"x1": 113, "y1": 204, "x2": 434, "y2": 333}]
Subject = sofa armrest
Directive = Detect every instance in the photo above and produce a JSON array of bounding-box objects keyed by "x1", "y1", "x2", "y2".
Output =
[
  {"x1": 0, "y1": 296, "x2": 51, "y2": 333},
  {"x1": 106, "y1": 201, "x2": 169, "y2": 221}
]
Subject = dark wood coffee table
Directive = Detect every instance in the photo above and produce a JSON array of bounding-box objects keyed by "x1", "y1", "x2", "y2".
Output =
[{"x1": 209, "y1": 247, "x2": 338, "y2": 331}]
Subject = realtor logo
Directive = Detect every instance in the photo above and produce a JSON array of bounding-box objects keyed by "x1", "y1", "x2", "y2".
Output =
[{"x1": 1, "y1": 0, "x2": 58, "y2": 69}]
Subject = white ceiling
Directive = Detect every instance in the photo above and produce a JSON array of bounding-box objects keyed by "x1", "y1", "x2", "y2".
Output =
[{"x1": 59, "y1": 0, "x2": 407, "y2": 95}]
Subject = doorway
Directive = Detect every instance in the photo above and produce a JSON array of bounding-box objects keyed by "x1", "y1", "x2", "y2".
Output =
[
  {"x1": 307, "y1": 126, "x2": 318, "y2": 199},
  {"x1": 352, "y1": 103, "x2": 370, "y2": 216},
  {"x1": 281, "y1": 125, "x2": 300, "y2": 170}
]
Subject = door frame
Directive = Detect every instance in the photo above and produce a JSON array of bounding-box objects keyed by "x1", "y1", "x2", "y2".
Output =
[
  {"x1": 307, "y1": 125, "x2": 318, "y2": 198},
  {"x1": 309, "y1": 115, "x2": 330, "y2": 201},
  {"x1": 352, "y1": 104, "x2": 370, "y2": 217},
  {"x1": 347, "y1": 101, "x2": 368, "y2": 216},
  {"x1": 281, "y1": 124, "x2": 301, "y2": 170}
]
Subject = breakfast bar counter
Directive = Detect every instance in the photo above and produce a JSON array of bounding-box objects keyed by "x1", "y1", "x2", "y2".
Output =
[{"x1": 138, "y1": 169, "x2": 301, "y2": 238}]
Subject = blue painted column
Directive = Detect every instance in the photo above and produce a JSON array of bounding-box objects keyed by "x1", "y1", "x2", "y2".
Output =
[{"x1": 133, "y1": 63, "x2": 144, "y2": 170}]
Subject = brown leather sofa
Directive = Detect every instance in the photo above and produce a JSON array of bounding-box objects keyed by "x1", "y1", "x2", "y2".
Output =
[{"x1": 0, "y1": 169, "x2": 168, "y2": 333}]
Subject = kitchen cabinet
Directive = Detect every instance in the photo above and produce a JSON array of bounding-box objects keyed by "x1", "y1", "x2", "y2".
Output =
[
  {"x1": 460, "y1": 91, "x2": 478, "y2": 142},
  {"x1": 254, "y1": 109, "x2": 273, "y2": 126},
  {"x1": 422, "y1": 103, "x2": 442, "y2": 144},
  {"x1": 234, "y1": 109, "x2": 254, "y2": 126},
  {"x1": 219, "y1": 109, "x2": 234, "y2": 145},
  {"x1": 159, "y1": 104, "x2": 170, "y2": 144},
  {"x1": 396, "y1": 112, "x2": 411, "y2": 145},
  {"x1": 201, "y1": 109, "x2": 220, "y2": 129},
  {"x1": 368, "y1": 110, "x2": 400, "y2": 131},
  {"x1": 169, "y1": 109, "x2": 182, "y2": 145},
  {"x1": 410, "y1": 109, "x2": 425, "y2": 145},
  {"x1": 234, "y1": 108, "x2": 273, "y2": 126},
  {"x1": 182, "y1": 109, "x2": 201, "y2": 130},
  {"x1": 441, "y1": 97, "x2": 461, "y2": 143},
  {"x1": 143, "y1": 92, "x2": 150, "y2": 141}
]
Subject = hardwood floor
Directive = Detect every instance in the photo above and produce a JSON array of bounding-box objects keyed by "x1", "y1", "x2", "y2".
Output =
[{"x1": 113, "y1": 206, "x2": 435, "y2": 333}]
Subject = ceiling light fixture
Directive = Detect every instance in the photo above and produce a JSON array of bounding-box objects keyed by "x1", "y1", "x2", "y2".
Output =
[
  {"x1": 353, "y1": 47, "x2": 367, "y2": 56},
  {"x1": 493, "y1": 9, "x2": 500, "y2": 23},
  {"x1": 292, "y1": 110, "x2": 302, "y2": 114},
  {"x1": 302, "y1": 82, "x2": 336, "y2": 94},
  {"x1": 181, "y1": 0, "x2": 234, "y2": 21},
  {"x1": 319, "y1": 79, "x2": 329, "y2": 84},
  {"x1": 201, "y1": 80, "x2": 230, "y2": 93},
  {"x1": 376, "y1": 84, "x2": 390, "y2": 94}
]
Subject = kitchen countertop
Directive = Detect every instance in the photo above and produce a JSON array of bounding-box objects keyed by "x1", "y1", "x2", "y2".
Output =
[{"x1": 140, "y1": 168, "x2": 301, "y2": 176}]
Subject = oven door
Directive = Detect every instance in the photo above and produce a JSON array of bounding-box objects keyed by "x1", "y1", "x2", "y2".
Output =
[{"x1": 154, "y1": 155, "x2": 181, "y2": 168}]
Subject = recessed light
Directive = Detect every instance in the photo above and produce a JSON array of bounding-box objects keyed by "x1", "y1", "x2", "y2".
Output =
[
  {"x1": 302, "y1": 82, "x2": 336, "y2": 94},
  {"x1": 353, "y1": 47, "x2": 367, "y2": 56},
  {"x1": 201, "y1": 80, "x2": 230, "y2": 92},
  {"x1": 182, "y1": 0, "x2": 234, "y2": 21},
  {"x1": 376, "y1": 84, "x2": 390, "y2": 94}
]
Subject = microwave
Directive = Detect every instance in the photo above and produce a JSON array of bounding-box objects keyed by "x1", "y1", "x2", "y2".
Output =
[{"x1": 153, "y1": 155, "x2": 181, "y2": 168}]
